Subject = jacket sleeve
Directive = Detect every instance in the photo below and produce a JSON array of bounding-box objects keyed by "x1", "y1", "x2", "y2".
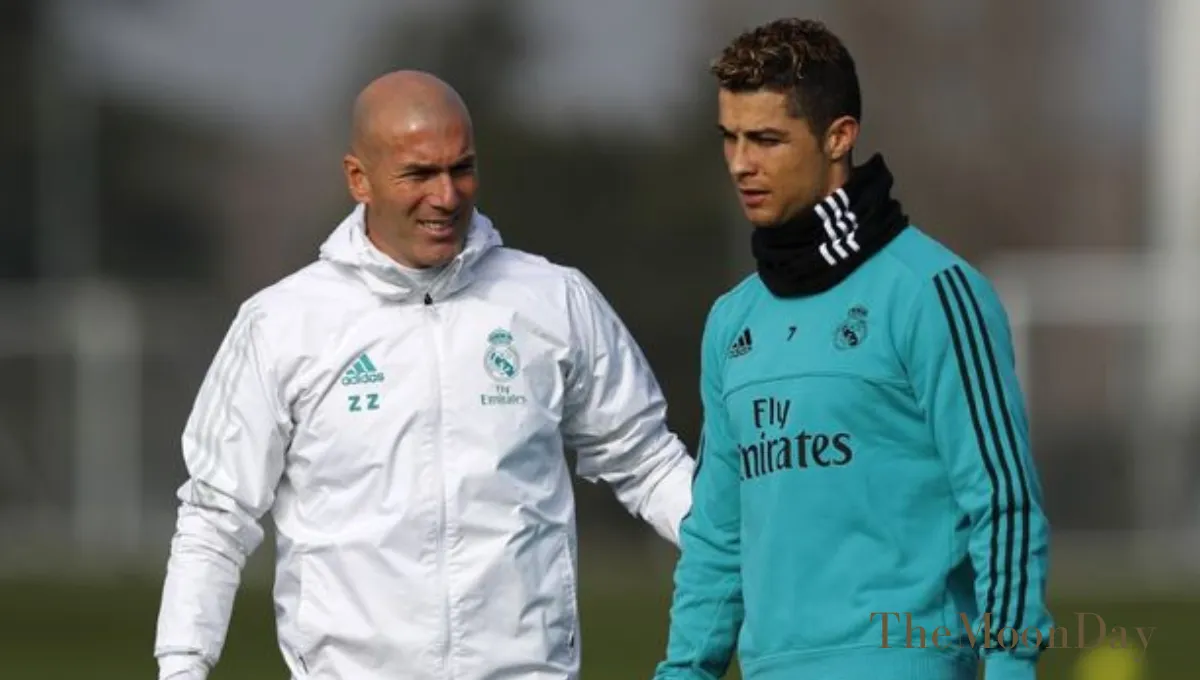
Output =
[
  {"x1": 560, "y1": 268, "x2": 695, "y2": 545},
  {"x1": 902, "y1": 264, "x2": 1053, "y2": 680},
  {"x1": 653, "y1": 302, "x2": 743, "y2": 680},
  {"x1": 154, "y1": 302, "x2": 291, "y2": 680}
]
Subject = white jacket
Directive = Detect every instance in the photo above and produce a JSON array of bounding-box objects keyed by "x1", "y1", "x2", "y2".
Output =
[{"x1": 154, "y1": 206, "x2": 695, "y2": 680}]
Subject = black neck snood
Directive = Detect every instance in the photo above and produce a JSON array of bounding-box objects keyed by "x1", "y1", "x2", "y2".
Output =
[{"x1": 751, "y1": 153, "x2": 909, "y2": 298}]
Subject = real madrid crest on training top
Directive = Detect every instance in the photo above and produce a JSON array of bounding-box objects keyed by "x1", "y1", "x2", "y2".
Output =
[
  {"x1": 833, "y1": 304, "x2": 869, "y2": 350},
  {"x1": 481, "y1": 328, "x2": 527, "y2": 406}
]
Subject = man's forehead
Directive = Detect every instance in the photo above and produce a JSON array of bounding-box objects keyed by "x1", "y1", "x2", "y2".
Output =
[
  {"x1": 377, "y1": 128, "x2": 474, "y2": 165},
  {"x1": 371, "y1": 115, "x2": 470, "y2": 154},
  {"x1": 717, "y1": 89, "x2": 799, "y2": 128}
]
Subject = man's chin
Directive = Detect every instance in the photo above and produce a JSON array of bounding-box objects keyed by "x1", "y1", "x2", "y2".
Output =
[
  {"x1": 743, "y1": 208, "x2": 783, "y2": 228},
  {"x1": 743, "y1": 203, "x2": 808, "y2": 229},
  {"x1": 412, "y1": 239, "x2": 464, "y2": 268}
]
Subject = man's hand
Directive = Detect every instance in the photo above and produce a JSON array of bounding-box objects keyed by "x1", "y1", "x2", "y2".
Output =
[{"x1": 158, "y1": 652, "x2": 209, "y2": 680}]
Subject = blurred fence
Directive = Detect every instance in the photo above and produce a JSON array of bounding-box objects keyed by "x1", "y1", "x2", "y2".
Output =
[
  {"x1": 3, "y1": 264, "x2": 1200, "y2": 590},
  {"x1": 0, "y1": 280, "x2": 229, "y2": 570}
]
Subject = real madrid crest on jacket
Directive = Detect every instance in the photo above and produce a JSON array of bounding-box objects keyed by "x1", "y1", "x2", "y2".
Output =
[
  {"x1": 481, "y1": 328, "x2": 527, "y2": 405},
  {"x1": 155, "y1": 204, "x2": 695, "y2": 680}
]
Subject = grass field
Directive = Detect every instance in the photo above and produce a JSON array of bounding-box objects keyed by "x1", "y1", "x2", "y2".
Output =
[{"x1": 2, "y1": 564, "x2": 1195, "y2": 679}]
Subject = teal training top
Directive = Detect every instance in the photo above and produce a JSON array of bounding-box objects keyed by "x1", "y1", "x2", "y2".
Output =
[{"x1": 655, "y1": 225, "x2": 1054, "y2": 680}]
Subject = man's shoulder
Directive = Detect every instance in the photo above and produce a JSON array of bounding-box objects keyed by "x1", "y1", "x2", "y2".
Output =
[
  {"x1": 475, "y1": 246, "x2": 602, "y2": 303},
  {"x1": 872, "y1": 225, "x2": 1012, "y2": 340},
  {"x1": 707, "y1": 271, "x2": 764, "y2": 326},
  {"x1": 692, "y1": 271, "x2": 765, "y2": 356},
  {"x1": 244, "y1": 260, "x2": 346, "y2": 305},
  {"x1": 231, "y1": 260, "x2": 366, "y2": 333},
  {"x1": 877, "y1": 225, "x2": 995, "y2": 295},
  {"x1": 479, "y1": 246, "x2": 575, "y2": 283}
]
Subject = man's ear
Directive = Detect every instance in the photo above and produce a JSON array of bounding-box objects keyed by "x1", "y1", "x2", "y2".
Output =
[
  {"x1": 343, "y1": 153, "x2": 371, "y2": 204},
  {"x1": 824, "y1": 116, "x2": 859, "y2": 163}
]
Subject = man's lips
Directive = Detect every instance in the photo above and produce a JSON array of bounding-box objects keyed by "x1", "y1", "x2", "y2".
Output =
[
  {"x1": 739, "y1": 188, "x2": 769, "y2": 207},
  {"x1": 417, "y1": 219, "x2": 457, "y2": 239}
]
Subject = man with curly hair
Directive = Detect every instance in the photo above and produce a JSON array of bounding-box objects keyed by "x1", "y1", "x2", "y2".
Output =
[{"x1": 653, "y1": 18, "x2": 1054, "y2": 680}]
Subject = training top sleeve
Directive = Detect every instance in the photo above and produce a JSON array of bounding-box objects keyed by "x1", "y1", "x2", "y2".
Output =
[
  {"x1": 560, "y1": 268, "x2": 694, "y2": 545},
  {"x1": 154, "y1": 301, "x2": 292, "y2": 680},
  {"x1": 901, "y1": 263, "x2": 1054, "y2": 680},
  {"x1": 653, "y1": 300, "x2": 744, "y2": 680}
]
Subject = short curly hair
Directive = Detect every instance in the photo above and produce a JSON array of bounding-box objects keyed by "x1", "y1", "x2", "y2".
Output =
[{"x1": 711, "y1": 18, "x2": 861, "y2": 137}]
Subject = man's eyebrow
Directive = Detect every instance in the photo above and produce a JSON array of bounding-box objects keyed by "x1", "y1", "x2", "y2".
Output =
[
  {"x1": 398, "y1": 154, "x2": 476, "y2": 173},
  {"x1": 747, "y1": 127, "x2": 788, "y2": 138},
  {"x1": 396, "y1": 162, "x2": 438, "y2": 174},
  {"x1": 716, "y1": 124, "x2": 789, "y2": 138}
]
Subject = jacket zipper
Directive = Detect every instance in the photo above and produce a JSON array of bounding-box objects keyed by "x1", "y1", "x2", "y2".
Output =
[{"x1": 423, "y1": 291, "x2": 452, "y2": 676}]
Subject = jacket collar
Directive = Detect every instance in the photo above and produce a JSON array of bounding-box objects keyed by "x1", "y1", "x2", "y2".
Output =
[{"x1": 319, "y1": 203, "x2": 503, "y2": 302}]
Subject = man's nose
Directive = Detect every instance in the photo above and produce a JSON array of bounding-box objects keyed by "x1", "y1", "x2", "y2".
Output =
[
  {"x1": 728, "y1": 141, "x2": 755, "y2": 178},
  {"x1": 428, "y1": 172, "x2": 458, "y2": 209}
]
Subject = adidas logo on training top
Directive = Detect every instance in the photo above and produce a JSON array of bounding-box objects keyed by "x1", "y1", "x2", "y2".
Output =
[
  {"x1": 341, "y1": 353, "x2": 385, "y2": 385},
  {"x1": 728, "y1": 328, "x2": 753, "y2": 358}
]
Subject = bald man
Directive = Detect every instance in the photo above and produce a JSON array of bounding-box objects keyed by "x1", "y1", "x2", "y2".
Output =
[{"x1": 152, "y1": 71, "x2": 695, "y2": 680}]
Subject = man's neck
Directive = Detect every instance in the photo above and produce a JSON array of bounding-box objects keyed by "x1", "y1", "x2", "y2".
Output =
[
  {"x1": 364, "y1": 226, "x2": 419, "y2": 269},
  {"x1": 821, "y1": 159, "x2": 852, "y2": 200}
]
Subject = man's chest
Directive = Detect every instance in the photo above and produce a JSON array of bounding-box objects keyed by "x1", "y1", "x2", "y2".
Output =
[
  {"x1": 717, "y1": 293, "x2": 929, "y2": 489},
  {"x1": 283, "y1": 301, "x2": 574, "y2": 488},
  {"x1": 721, "y1": 300, "x2": 901, "y2": 395},
  {"x1": 292, "y1": 300, "x2": 567, "y2": 405}
]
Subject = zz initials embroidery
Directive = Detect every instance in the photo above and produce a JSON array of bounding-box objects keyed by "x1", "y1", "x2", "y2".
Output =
[{"x1": 348, "y1": 393, "x2": 380, "y2": 412}]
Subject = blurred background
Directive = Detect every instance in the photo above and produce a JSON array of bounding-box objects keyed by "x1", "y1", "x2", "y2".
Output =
[{"x1": 2, "y1": 0, "x2": 1198, "y2": 677}]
